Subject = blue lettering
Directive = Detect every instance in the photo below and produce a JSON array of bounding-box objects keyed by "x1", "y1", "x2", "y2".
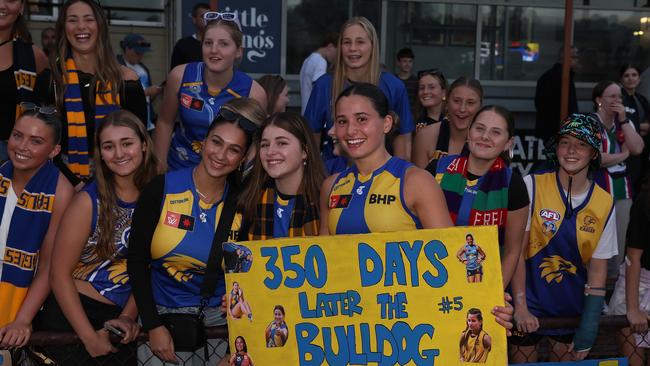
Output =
[
  {"x1": 423, "y1": 240, "x2": 449, "y2": 288},
  {"x1": 298, "y1": 292, "x2": 317, "y2": 318},
  {"x1": 295, "y1": 322, "x2": 324, "y2": 366},
  {"x1": 298, "y1": 291, "x2": 363, "y2": 319},
  {"x1": 323, "y1": 326, "x2": 350, "y2": 365},
  {"x1": 400, "y1": 240, "x2": 423, "y2": 286},
  {"x1": 384, "y1": 242, "x2": 407, "y2": 286},
  {"x1": 304, "y1": 245, "x2": 328, "y2": 288},
  {"x1": 358, "y1": 242, "x2": 382, "y2": 287}
]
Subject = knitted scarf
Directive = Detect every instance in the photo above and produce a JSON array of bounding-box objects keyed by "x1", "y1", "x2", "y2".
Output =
[
  {"x1": 246, "y1": 183, "x2": 319, "y2": 240},
  {"x1": 435, "y1": 152, "x2": 511, "y2": 245},
  {"x1": 13, "y1": 38, "x2": 37, "y2": 121},
  {"x1": 64, "y1": 57, "x2": 120, "y2": 178},
  {"x1": 0, "y1": 161, "x2": 59, "y2": 327}
]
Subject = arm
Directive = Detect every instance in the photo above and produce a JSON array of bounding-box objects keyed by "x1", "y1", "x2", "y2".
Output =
[
  {"x1": 456, "y1": 246, "x2": 466, "y2": 262},
  {"x1": 483, "y1": 333, "x2": 492, "y2": 351},
  {"x1": 502, "y1": 206, "x2": 528, "y2": 287},
  {"x1": 318, "y1": 174, "x2": 338, "y2": 235},
  {"x1": 626, "y1": 248, "x2": 649, "y2": 333},
  {"x1": 412, "y1": 123, "x2": 440, "y2": 168},
  {"x1": 104, "y1": 295, "x2": 141, "y2": 344},
  {"x1": 477, "y1": 246, "x2": 487, "y2": 262},
  {"x1": 511, "y1": 231, "x2": 540, "y2": 334},
  {"x1": 49, "y1": 191, "x2": 116, "y2": 357},
  {"x1": 404, "y1": 167, "x2": 453, "y2": 229},
  {"x1": 303, "y1": 77, "x2": 330, "y2": 154},
  {"x1": 621, "y1": 121, "x2": 645, "y2": 155},
  {"x1": 153, "y1": 65, "x2": 184, "y2": 173},
  {"x1": 600, "y1": 148, "x2": 629, "y2": 168},
  {"x1": 32, "y1": 45, "x2": 49, "y2": 73},
  {"x1": 392, "y1": 133, "x2": 412, "y2": 161},
  {"x1": 0, "y1": 175, "x2": 73, "y2": 348},
  {"x1": 572, "y1": 257, "x2": 607, "y2": 359},
  {"x1": 249, "y1": 80, "x2": 268, "y2": 113}
]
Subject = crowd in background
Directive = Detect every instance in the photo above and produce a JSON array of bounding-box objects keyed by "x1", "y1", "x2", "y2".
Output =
[{"x1": 1, "y1": 0, "x2": 650, "y2": 365}]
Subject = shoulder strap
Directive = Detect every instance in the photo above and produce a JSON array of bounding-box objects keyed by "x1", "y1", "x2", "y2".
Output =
[{"x1": 200, "y1": 183, "x2": 240, "y2": 301}]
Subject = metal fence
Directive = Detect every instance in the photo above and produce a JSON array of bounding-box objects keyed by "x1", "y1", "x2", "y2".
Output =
[{"x1": 2, "y1": 316, "x2": 647, "y2": 365}]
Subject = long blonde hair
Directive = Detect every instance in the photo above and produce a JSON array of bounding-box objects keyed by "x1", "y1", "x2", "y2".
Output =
[
  {"x1": 331, "y1": 17, "x2": 381, "y2": 102},
  {"x1": 51, "y1": 0, "x2": 123, "y2": 111}
]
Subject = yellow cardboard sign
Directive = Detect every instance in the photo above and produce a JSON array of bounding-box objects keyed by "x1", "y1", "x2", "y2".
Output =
[{"x1": 224, "y1": 226, "x2": 506, "y2": 365}]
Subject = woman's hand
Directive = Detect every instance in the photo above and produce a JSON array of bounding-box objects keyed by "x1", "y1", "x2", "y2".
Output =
[
  {"x1": 513, "y1": 306, "x2": 540, "y2": 334},
  {"x1": 148, "y1": 325, "x2": 177, "y2": 363},
  {"x1": 82, "y1": 329, "x2": 117, "y2": 358},
  {"x1": 627, "y1": 307, "x2": 650, "y2": 334},
  {"x1": 105, "y1": 316, "x2": 141, "y2": 344},
  {"x1": 610, "y1": 102, "x2": 627, "y2": 122},
  {"x1": 568, "y1": 342, "x2": 589, "y2": 361},
  {"x1": 493, "y1": 292, "x2": 514, "y2": 336},
  {"x1": 0, "y1": 320, "x2": 32, "y2": 348}
]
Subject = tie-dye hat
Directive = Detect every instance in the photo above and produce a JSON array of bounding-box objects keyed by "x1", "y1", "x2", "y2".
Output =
[{"x1": 545, "y1": 113, "x2": 602, "y2": 170}]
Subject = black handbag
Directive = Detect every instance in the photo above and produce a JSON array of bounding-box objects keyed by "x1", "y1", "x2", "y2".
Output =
[{"x1": 161, "y1": 184, "x2": 239, "y2": 354}]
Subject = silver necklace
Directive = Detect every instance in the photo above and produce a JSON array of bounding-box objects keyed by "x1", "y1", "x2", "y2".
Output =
[{"x1": 196, "y1": 188, "x2": 210, "y2": 223}]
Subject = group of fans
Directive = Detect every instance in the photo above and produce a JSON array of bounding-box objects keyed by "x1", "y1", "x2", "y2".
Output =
[{"x1": 0, "y1": 0, "x2": 649, "y2": 365}]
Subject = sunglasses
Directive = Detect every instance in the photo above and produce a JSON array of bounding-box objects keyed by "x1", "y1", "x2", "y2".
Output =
[
  {"x1": 20, "y1": 102, "x2": 58, "y2": 115},
  {"x1": 202, "y1": 11, "x2": 242, "y2": 31},
  {"x1": 417, "y1": 68, "x2": 445, "y2": 79},
  {"x1": 214, "y1": 108, "x2": 258, "y2": 134}
]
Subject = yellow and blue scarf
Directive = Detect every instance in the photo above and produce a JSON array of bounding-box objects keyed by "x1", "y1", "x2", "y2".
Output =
[{"x1": 64, "y1": 57, "x2": 120, "y2": 178}]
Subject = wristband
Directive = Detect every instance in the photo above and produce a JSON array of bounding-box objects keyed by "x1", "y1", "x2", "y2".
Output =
[{"x1": 573, "y1": 293, "x2": 604, "y2": 352}]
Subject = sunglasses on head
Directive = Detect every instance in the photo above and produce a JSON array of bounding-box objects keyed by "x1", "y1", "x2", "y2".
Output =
[
  {"x1": 20, "y1": 102, "x2": 58, "y2": 116},
  {"x1": 214, "y1": 108, "x2": 258, "y2": 134},
  {"x1": 417, "y1": 68, "x2": 445, "y2": 79},
  {"x1": 202, "y1": 11, "x2": 242, "y2": 31}
]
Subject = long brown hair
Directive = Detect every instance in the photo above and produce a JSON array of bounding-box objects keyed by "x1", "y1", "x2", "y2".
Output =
[
  {"x1": 11, "y1": 0, "x2": 31, "y2": 42},
  {"x1": 240, "y1": 112, "x2": 325, "y2": 222},
  {"x1": 257, "y1": 75, "x2": 287, "y2": 115},
  {"x1": 331, "y1": 17, "x2": 381, "y2": 104},
  {"x1": 93, "y1": 110, "x2": 157, "y2": 260},
  {"x1": 51, "y1": 0, "x2": 123, "y2": 111}
]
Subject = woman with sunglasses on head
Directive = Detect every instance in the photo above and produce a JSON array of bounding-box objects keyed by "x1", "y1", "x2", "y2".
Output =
[
  {"x1": 412, "y1": 69, "x2": 449, "y2": 168},
  {"x1": 239, "y1": 112, "x2": 324, "y2": 241},
  {"x1": 320, "y1": 83, "x2": 514, "y2": 331},
  {"x1": 257, "y1": 75, "x2": 290, "y2": 115},
  {"x1": 0, "y1": 0, "x2": 50, "y2": 163},
  {"x1": 154, "y1": 12, "x2": 267, "y2": 173},
  {"x1": 0, "y1": 105, "x2": 73, "y2": 349},
  {"x1": 590, "y1": 81, "x2": 644, "y2": 277},
  {"x1": 416, "y1": 77, "x2": 484, "y2": 172},
  {"x1": 432, "y1": 106, "x2": 529, "y2": 287},
  {"x1": 510, "y1": 114, "x2": 616, "y2": 362},
  {"x1": 50, "y1": 0, "x2": 147, "y2": 187},
  {"x1": 41, "y1": 110, "x2": 157, "y2": 365},
  {"x1": 304, "y1": 17, "x2": 414, "y2": 162},
  {"x1": 129, "y1": 98, "x2": 265, "y2": 365}
]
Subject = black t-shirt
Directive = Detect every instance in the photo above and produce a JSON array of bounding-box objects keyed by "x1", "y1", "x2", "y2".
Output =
[
  {"x1": 0, "y1": 66, "x2": 51, "y2": 141},
  {"x1": 465, "y1": 170, "x2": 530, "y2": 211},
  {"x1": 627, "y1": 189, "x2": 650, "y2": 270},
  {"x1": 170, "y1": 36, "x2": 202, "y2": 70}
]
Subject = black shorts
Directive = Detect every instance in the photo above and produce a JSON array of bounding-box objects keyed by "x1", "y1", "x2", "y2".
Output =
[
  {"x1": 508, "y1": 330, "x2": 574, "y2": 347},
  {"x1": 467, "y1": 267, "x2": 483, "y2": 277}
]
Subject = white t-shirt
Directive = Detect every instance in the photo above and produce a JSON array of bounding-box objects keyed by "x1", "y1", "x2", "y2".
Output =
[
  {"x1": 299, "y1": 52, "x2": 327, "y2": 114},
  {"x1": 0, "y1": 185, "x2": 18, "y2": 277},
  {"x1": 524, "y1": 175, "x2": 618, "y2": 260}
]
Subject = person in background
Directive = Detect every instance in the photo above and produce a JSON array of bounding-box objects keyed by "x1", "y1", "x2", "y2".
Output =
[
  {"x1": 0, "y1": 0, "x2": 50, "y2": 163},
  {"x1": 0, "y1": 106, "x2": 73, "y2": 349},
  {"x1": 40, "y1": 27, "x2": 56, "y2": 57},
  {"x1": 534, "y1": 45, "x2": 579, "y2": 143},
  {"x1": 50, "y1": 0, "x2": 147, "y2": 187},
  {"x1": 620, "y1": 64, "x2": 650, "y2": 194},
  {"x1": 118, "y1": 33, "x2": 163, "y2": 131},
  {"x1": 305, "y1": 17, "x2": 414, "y2": 161},
  {"x1": 299, "y1": 32, "x2": 338, "y2": 114},
  {"x1": 394, "y1": 47, "x2": 418, "y2": 119},
  {"x1": 411, "y1": 69, "x2": 448, "y2": 166},
  {"x1": 257, "y1": 75, "x2": 289, "y2": 115},
  {"x1": 170, "y1": 2, "x2": 210, "y2": 70}
]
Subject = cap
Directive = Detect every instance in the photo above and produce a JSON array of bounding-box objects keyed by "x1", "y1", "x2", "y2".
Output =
[
  {"x1": 545, "y1": 113, "x2": 602, "y2": 170},
  {"x1": 121, "y1": 33, "x2": 151, "y2": 54}
]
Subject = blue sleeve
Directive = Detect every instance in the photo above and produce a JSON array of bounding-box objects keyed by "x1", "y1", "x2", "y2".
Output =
[
  {"x1": 304, "y1": 75, "x2": 332, "y2": 133},
  {"x1": 380, "y1": 73, "x2": 414, "y2": 135}
]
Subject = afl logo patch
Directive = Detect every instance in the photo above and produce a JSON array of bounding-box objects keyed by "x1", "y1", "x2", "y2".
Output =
[
  {"x1": 539, "y1": 209, "x2": 561, "y2": 235},
  {"x1": 539, "y1": 209, "x2": 561, "y2": 221},
  {"x1": 329, "y1": 194, "x2": 352, "y2": 209}
]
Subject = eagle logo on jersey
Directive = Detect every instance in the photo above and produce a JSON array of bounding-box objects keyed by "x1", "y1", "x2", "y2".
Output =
[
  {"x1": 539, "y1": 255, "x2": 577, "y2": 283},
  {"x1": 163, "y1": 254, "x2": 205, "y2": 282},
  {"x1": 539, "y1": 209, "x2": 561, "y2": 235},
  {"x1": 107, "y1": 261, "x2": 129, "y2": 285},
  {"x1": 191, "y1": 141, "x2": 203, "y2": 154},
  {"x1": 579, "y1": 215, "x2": 597, "y2": 233}
]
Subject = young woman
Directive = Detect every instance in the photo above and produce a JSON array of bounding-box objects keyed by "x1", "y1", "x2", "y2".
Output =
[
  {"x1": 415, "y1": 77, "x2": 483, "y2": 170},
  {"x1": 459, "y1": 308, "x2": 491, "y2": 363},
  {"x1": 265, "y1": 305, "x2": 288, "y2": 348},
  {"x1": 304, "y1": 17, "x2": 413, "y2": 161},
  {"x1": 414, "y1": 69, "x2": 448, "y2": 129},
  {"x1": 591, "y1": 80, "x2": 645, "y2": 277},
  {"x1": 320, "y1": 83, "x2": 514, "y2": 331},
  {"x1": 240, "y1": 112, "x2": 324, "y2": 240},
  {"x1": 42, "y1": 110, "x2": 157, "y2": 364},
  {"x1": 50, "y1": 0, "x2": 146, "y2": 186},
  {"x1": 229, "y1": 336, "x2": 253, "y2": 366},
  {"x1": 128, "y1": 98, "x2": 265, "y2": 365},
  {"x1": 257, "y1": 75, "x2": 290, "y2": 115},
  {"x1": 433, "y1": 106, "x2": 528, "y2": 287},
  {"x1": 620, "y1": 64, "x2": 650, "y2": 194},
  {"x1": 510, "y1": 114, "x2": 616, "y2": 362},
  {"x1": 607, "y1": 177, "x2": 650, "y2": 366},
  {"x1": 227, "y1": 281, "x2": 252, "y2": 321},
  {"x1": 0, "y1": 106, "x2": 73, "y2": 348},
  {"x1": 154, "y1": 14, "x2": 267, "y2": 172},
  {"x1": 0, "y1": 0, "x2": 50, "y2": 162}
]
